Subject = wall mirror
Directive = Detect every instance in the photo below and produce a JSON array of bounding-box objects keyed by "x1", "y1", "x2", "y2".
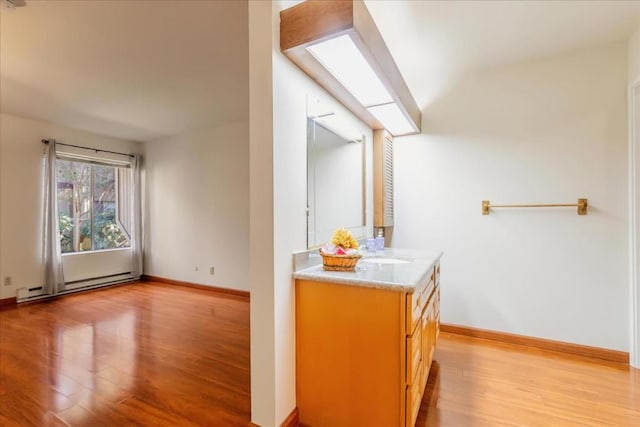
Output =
[{"x1": 307, "y1": 96, "x2": 366, "y2": 248}]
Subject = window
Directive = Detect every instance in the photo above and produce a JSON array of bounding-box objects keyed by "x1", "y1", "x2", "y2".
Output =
[{"x1": 56, "y1": 159, "x2": 131, "y2": 253}]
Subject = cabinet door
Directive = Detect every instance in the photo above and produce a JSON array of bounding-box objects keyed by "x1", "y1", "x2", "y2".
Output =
[
  {"x1": 406, "y1": 319, "x2": 423, "y2": 386},
  {"x1": 429, "y1": 302, "x2": 436, "y2": 364},
  {"x1": 422, "y1": 296, "x2": 440, "y2": 387},
  {"x1": 420, "y1": 301, "x2": 432, "y2": 389},
  {"x1": 406, "y1": 380, "x2": 422, "y2": 427},
  {"x1": 435, "y1": 286, "x2": 440, "y2": 340}
]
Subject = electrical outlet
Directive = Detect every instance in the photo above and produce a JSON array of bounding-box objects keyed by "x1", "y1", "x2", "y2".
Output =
[
  {"x1": 209, "y1": 267, "x2": 215, "y2": 276},
  {"x1": 4, "y1": 276, "x2": 11, "y2": 287}
]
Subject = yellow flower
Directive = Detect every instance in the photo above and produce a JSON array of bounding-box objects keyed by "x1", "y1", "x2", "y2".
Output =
[{"x1": 331, "y1": 228, "x2": 360, "y2": 249}]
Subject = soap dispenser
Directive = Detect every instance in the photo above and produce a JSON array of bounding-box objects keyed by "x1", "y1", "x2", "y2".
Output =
[{"x1": 375, "y1": 229, "x2": 385, "y2": 251}]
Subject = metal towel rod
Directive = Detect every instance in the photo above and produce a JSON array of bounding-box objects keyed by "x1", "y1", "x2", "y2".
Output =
[{"x1": 482, "y1": 199, "x2": 588, "y2": 215}]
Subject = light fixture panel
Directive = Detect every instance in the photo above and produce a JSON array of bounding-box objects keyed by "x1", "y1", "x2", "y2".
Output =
[
  {"x1": 367, "y1": 103, "x2": 416, "y2": 136},
  {"x1": 307, "y1": 35, "x2": 393, "y2": 108},
  {"x1": 281, "y1": 0, "x2": 421, "y2": 135}
]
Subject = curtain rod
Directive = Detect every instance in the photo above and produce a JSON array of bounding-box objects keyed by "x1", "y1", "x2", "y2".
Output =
[{"x1": 41, "y1": 139, "x2": 135, "y2": 158}]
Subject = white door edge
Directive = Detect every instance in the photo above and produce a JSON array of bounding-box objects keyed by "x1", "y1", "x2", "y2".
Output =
[{"x1": 629, "y1": 78, "x2": 640, "y2": 368}]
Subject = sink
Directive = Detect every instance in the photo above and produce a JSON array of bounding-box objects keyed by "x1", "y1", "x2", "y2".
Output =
[{"x1": 360, "y1": 257, "x2": 411, "y2": 265}]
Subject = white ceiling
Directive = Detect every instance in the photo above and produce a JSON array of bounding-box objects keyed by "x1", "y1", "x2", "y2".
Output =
[
  {"x1": 0, "y1": 0, "x2": 248, "y2": 142},
  {"x1": 365, "y1": 0, "x2": 640, "y2": 110},
  {"x1": 2, "y1": 1, "x2": 639, "y2": 141}
]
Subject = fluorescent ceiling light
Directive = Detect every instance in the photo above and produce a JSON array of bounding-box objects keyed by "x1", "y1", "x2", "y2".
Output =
[
  {"x1": 281, "y1": 1, "x2": 421, "y2": 135},
  {"x1": 367, "y1": 103, "x2": 416, "y2": 136},
  {"x1": 307, "y1": 35, "x2": 393, "y2": 107}
]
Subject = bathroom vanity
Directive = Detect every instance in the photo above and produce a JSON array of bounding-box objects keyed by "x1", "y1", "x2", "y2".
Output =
[{"x1": 293, "y1": 249, "x2": 442, "y2": 427}]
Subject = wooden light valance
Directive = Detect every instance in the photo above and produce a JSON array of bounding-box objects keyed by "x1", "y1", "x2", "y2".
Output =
[{"x1": 280, "y1": 0, "x2": 421, "y2": 136}]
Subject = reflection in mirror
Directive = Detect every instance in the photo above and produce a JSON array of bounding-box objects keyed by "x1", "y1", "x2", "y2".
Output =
[{"x1": 307, "y1": 98, "x2": 366, "y2": 248}]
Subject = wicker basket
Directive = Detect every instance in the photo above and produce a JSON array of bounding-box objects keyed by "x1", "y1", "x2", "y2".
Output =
[{"x1": 320, "y1": 250, "x2": 363, "y2": 272}]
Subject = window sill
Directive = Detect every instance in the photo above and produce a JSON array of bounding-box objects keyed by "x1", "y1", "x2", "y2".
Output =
[{"x1": 61, "y1": 247, "x2": 132, "y2": 257}]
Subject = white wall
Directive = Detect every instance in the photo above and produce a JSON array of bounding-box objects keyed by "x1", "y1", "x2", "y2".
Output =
[
  {"x1": 249, "y1": 2, "x2": 280, "y2": 427},
  {"x1": 143, "y1": 121, "x2": 249, "y2": 291},
  {"x1": 249, "y1": 1, "x2": 374, "y2": 425},
  {"x1": 0, "y1": 113, "x2": 141, "y2": 299},
  {"x1": 628, "y1": 25, "x2": 640, "y2": 367},
  {"x1": 248, "y1": 1, "x2": 277, "y2": 425},
  {"x1": 62, "y1": 249, "x2": 132, "y2": 283},
  {"x1": 630, "y1": 26, "x2": 640, "y2": 82},
  {"x1": 393, "y1": 42, "x2": 629, "y2": 351}
]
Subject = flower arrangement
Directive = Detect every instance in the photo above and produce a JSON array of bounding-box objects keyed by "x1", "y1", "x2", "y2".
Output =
[
  {"x1": 320, "y1": 228, "x2": 362, "y2": 271},
  {"x1": 322, "y1": 228, "x2": 360, "y2": 254}
]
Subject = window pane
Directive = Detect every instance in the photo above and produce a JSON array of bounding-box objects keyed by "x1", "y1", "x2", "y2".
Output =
[
  {"x1": 56, "y1": 160, "x2": 131, "y2": 253},
  {"x1": 93, "y1": 166, "x2": 115, "y2": 202},
  {"x1": 117, "y1": 168, "x2": 132, "y2": 238},
  {"x1": 79, "y1": 219, "x2": 92, "y2": 251},
  {"x1": 93, "y1": 166, "x2": 130, "y2": 250},
  {"x1": 56, "y1": 160, "x2": 92, "y2": 253}
]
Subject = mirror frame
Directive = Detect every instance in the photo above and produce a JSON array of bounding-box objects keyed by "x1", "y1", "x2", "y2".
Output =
[{"x1": 306, "y1": 111, "x2": 367, "y2": 249}]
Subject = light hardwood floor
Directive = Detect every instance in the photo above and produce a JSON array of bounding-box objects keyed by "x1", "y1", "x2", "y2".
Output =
[
  {"x1": 0, "y1": 282, "x2": 638, "y2": 426},
  {"x1": 0, "y1": 282, "x2": 250, "y2": 426},
  {"x1": 418, "y1": 333, "x2": 639, "y2": 426}
]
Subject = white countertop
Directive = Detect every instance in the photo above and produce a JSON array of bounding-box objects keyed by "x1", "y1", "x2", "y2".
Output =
[{"x1": 292, "y1": 248, "x2": 443, "y2": 292}]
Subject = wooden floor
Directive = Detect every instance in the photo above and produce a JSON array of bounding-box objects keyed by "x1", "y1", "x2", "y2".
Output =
[
  {"x1": 417, "y1": 334, "x2": 640, "y2": 427},
  {"x1": 1, "y1": 282, "x2": 638, "y2": 426},
  {"x1": 0, "y1": 282, "x2": 250, "y2": 426}
]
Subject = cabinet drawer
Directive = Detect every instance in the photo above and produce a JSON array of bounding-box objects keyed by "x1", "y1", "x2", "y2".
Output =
[
  {"x1": 406, "y1": 275, "x2": 434, "y2": 334},
  {"x1": 406, "y1": 322, "x2": 422, "y2": 385},
  {"x1": 405, "y1": 380, "x2": 422, "y2": 427}
]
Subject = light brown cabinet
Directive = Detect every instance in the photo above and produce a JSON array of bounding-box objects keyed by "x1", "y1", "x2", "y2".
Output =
[
  {"x1": 373, "y1": 129, "x2": 394, "y2": 227},
  {"x1": 405, "y1": 265, "x2": 440, "y2": 427},
  {"x1": 295, "y1": 262, "x2": 440, "y2": 427}
]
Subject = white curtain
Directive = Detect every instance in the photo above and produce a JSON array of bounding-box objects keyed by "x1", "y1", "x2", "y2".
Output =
[
  {"x1": 43, "y1": 140, "x2": 65, "y2": 294},
  {"x1": 130, "y1": 155, "x2": 143, "y2": 278}
]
